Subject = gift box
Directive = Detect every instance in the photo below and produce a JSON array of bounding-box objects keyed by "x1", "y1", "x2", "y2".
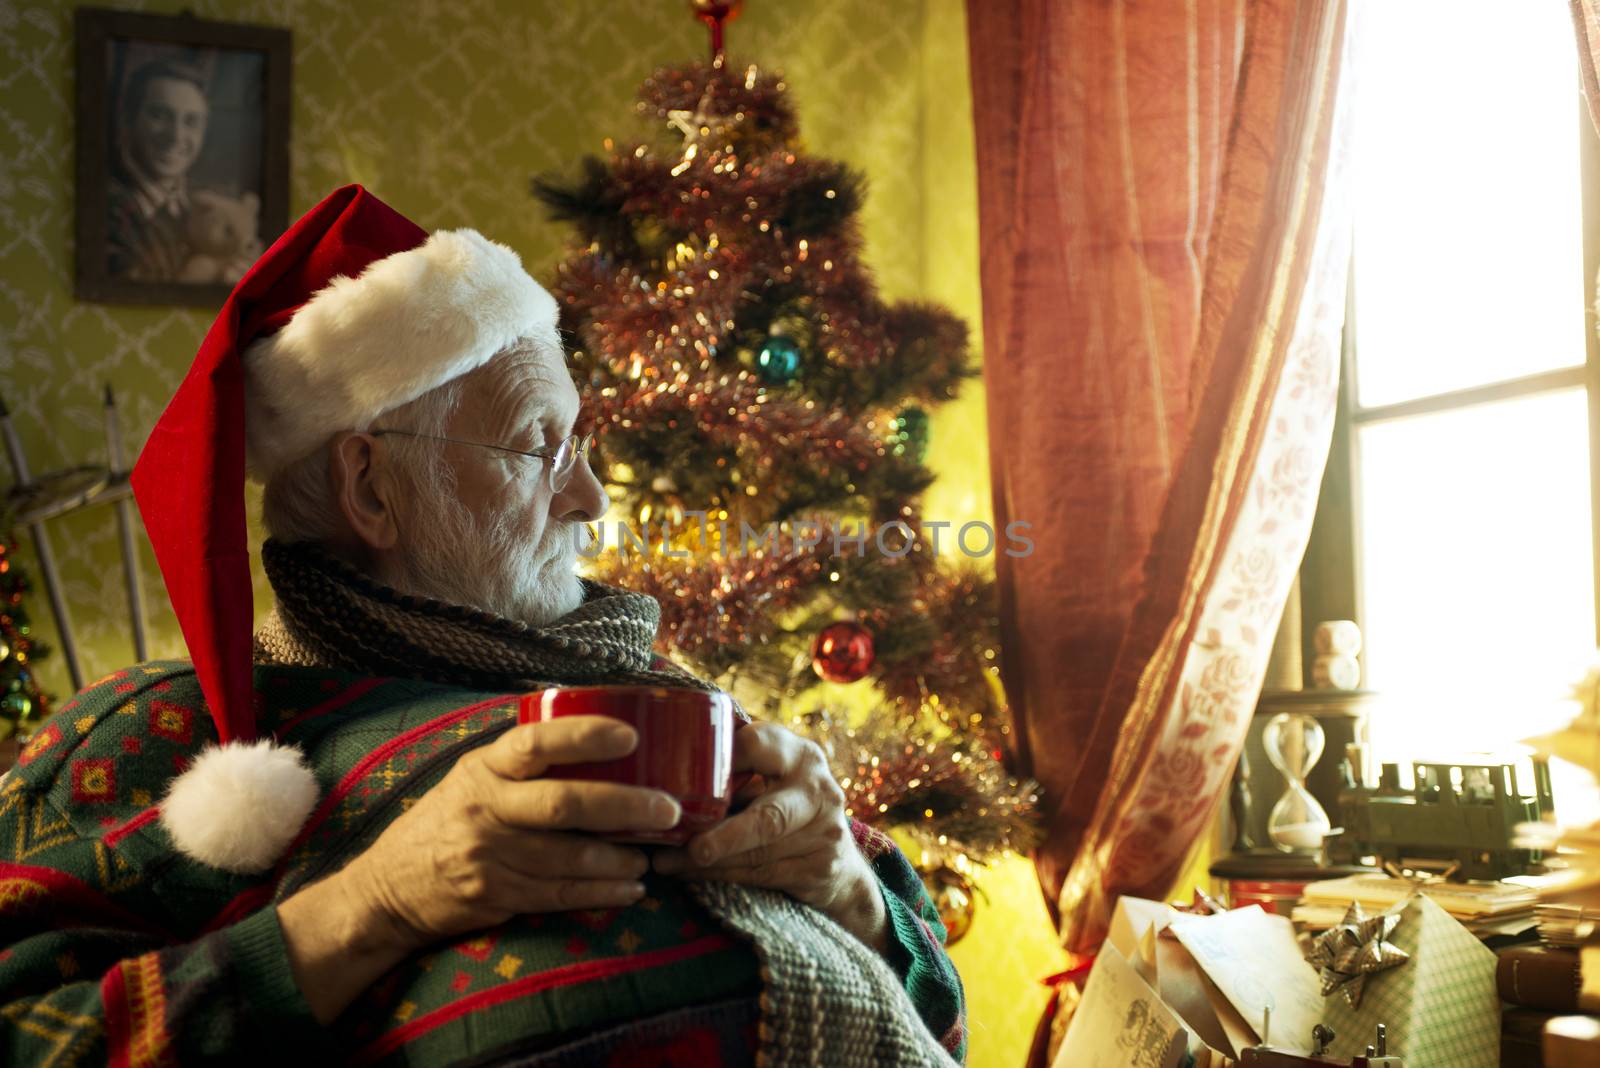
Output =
[{"x1": 1319, "y1": 893, "x2": 1499, "y2": 1068}]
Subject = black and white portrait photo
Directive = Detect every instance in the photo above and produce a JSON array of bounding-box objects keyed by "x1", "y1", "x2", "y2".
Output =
[{"x1": 75, "y1": 9, "x2": 289, "y2": 306}]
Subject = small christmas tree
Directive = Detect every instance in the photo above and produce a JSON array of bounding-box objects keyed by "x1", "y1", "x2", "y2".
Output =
[
  {"x1": 534, "y1": 58, "x2": 1037, "y2": 888},
  {"x1": 0, "y1": 531, "x2": 51, "y2": 741}
]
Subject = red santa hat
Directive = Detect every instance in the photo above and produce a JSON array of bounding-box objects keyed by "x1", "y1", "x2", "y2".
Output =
[{"x1": 134, "y1": 185, "x2": 558, "y2": 872}]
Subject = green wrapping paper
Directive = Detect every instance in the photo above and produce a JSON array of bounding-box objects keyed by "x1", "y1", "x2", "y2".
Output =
[{"x1": 1320, "y1": 893, "x2": 1500, "y2": 1067}]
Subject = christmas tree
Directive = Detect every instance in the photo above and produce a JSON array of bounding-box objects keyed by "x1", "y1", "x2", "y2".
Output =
[
  {"x1": 534, "y1": 58, "x2": 1037, "y2": 907},
  {"x1": 0, "y1": 530, "x2": 50, "y2": 741}
]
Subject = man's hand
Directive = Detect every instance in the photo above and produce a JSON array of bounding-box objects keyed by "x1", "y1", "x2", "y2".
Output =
[
  {"x1": 346, "y1": 715, "x2": 677, "y2": 941},
  {"x1": 652, "y1": 721, "x2": 888, "y2": 951},
  {"x1": 280, "y1": 716, "x2": 680, "y2": 1022}
]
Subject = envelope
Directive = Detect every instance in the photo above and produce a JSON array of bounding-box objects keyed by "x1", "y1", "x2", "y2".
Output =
[
  {"x1": 1055, "y1": 942, "x2": 1188, "y2": 1068},
  {"x1": 1170, "y1": 904, "x2": 1324, "y2": 1054}
]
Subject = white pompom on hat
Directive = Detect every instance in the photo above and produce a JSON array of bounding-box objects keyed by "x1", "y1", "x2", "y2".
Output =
[{"x1": 161, "y1": 740, "x2": 322, "y2": 874}]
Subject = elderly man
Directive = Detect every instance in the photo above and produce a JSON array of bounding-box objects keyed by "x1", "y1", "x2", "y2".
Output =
[{"x1": 0, "y1": 188, "x2": 963, "y2": 1065}]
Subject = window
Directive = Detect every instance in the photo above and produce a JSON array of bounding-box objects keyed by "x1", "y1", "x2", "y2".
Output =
[{"x1": 1322, "y1": 1, "x2": 1600, "y2": 791}]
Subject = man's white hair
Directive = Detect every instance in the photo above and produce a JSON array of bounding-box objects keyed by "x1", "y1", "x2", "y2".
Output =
[
  {"x1": 260, "y1": 343, "x2": 583, "y2": 623},
  {"x1": 260, "y1": 374, "x2": 464, "y2": 547}
]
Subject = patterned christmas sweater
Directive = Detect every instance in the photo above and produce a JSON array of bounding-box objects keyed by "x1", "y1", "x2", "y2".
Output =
[{"x1": 0, "y1": 662, "x2": 965, "y2": 1066}]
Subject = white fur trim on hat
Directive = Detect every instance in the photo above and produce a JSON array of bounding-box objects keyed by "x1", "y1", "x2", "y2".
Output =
[
  {"x1": 243, "y1": 228, "x2": 560, "y2": 481},
  {"x1": 160, "y1": 739, "x2": 320, "y2": 874}
]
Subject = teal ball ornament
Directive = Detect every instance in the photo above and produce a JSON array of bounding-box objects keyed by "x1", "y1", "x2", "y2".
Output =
[
  {"x1": 1, "y1": 693, "x2": 31, "y2": 721},
  {"x1": 894, "y1": 406, "x2": 931, "y2": 461},
  {"x1": 756, "y1": 335, "x2": 803, "y2": 384}
]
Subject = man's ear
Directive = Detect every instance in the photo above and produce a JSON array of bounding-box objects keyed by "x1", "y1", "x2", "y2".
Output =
[{"x1": 328, "y1": 432, "x2": 400, "y2": 552}]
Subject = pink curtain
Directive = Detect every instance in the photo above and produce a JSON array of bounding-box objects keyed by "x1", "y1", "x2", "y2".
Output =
[
  {"x1": 1571, "y1": 2, "x2": 1600, "y2": 133},
  {"x1": 967, "y1": 0, "x2": 1354, "y2": 952}
]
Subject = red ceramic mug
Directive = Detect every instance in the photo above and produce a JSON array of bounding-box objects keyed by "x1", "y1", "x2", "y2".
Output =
[{"x1": 518, "y1": 686, "x2": 741, "y2": 845}]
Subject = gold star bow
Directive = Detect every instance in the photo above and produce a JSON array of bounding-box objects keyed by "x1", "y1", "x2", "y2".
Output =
[{"x1": 1304, "y1": 902, "x2": 1409, "y2": 1008}]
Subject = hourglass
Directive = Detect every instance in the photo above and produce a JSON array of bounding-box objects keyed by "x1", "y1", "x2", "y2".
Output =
[{"x1": 1262, "y1": 712, "x2": 1331, "y2": 853}]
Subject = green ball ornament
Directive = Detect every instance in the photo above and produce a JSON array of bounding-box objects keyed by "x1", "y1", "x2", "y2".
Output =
[
  {"x1": 894, "y1": 406, "x2": 931, "y2": 461},
  {"x1": 1, "y1": 693, "x2": 31, "y2": 721},
  {"x1": 756, "y1": 335, "x2": 803, "y2": 384}
]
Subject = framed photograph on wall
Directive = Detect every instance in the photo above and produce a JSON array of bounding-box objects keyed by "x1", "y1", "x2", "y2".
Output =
[{"x1": 74, "y1": 8, "x2": 290, "y2": 306}]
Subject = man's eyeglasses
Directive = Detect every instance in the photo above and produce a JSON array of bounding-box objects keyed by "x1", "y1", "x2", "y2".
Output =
[{"x1": 371, "y1": 428, "x2": 595, "y2": 493}]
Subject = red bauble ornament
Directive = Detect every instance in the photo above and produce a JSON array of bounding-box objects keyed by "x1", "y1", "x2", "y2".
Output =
[{"x1": 810, "y1": 621, "x2": 875, "y2": 683}]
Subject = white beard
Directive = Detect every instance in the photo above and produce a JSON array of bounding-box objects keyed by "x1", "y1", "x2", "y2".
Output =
[{"x1": 392, "y1": 494, "x2": 587, "y2": 626}]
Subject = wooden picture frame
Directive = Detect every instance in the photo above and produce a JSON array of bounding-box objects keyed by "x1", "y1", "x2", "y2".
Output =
[{"x1": 74, "y1": 7, "x2": 290, "y2": 307}]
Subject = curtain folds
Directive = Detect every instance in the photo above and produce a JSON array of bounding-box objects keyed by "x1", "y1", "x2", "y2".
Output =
[
  {"x1": 967, "y1": 0, "x2": 1354, "y2": 952},
  {"x1": 1571, "y1": 1, "x2": 1600, "y2": 134}
]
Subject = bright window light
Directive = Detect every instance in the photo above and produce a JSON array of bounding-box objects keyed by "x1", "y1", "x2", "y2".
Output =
[
  {"x1": 1358, "y1": 389, "x2": 1595, "y2": 752},
  {"x1": 1352, "y1": 0, "x2": 1585, "y2": 408},
  {"x1": 1349, "y1": 0, "x2": 1595, "y2": 781}
]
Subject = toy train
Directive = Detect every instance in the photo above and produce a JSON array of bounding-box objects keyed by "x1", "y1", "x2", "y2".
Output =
[{"x1": 1327, "y1": 756, "x2": 1554, "y2": 881}]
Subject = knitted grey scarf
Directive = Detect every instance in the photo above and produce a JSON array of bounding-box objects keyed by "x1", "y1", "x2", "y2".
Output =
[{"x1": 256, "y1": 539, "x2": 956, "y2": 1068}]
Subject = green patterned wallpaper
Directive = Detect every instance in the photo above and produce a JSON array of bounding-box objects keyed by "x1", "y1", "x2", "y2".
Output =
[{"x1": 0, "y1": 1, "x2": 1063, "y2": 1063}]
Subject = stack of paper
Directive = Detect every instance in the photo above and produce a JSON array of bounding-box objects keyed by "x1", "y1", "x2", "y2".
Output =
[
  {"x1": 1535, "y1": 902, "x2": 1600, "y2": 948},
  {"x1": 1294, "y1": 873, "x2": 1541, "y2": 938},
  {"x1": 1520, "y1": 821, "x2": 1600, "y2": 906}
]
